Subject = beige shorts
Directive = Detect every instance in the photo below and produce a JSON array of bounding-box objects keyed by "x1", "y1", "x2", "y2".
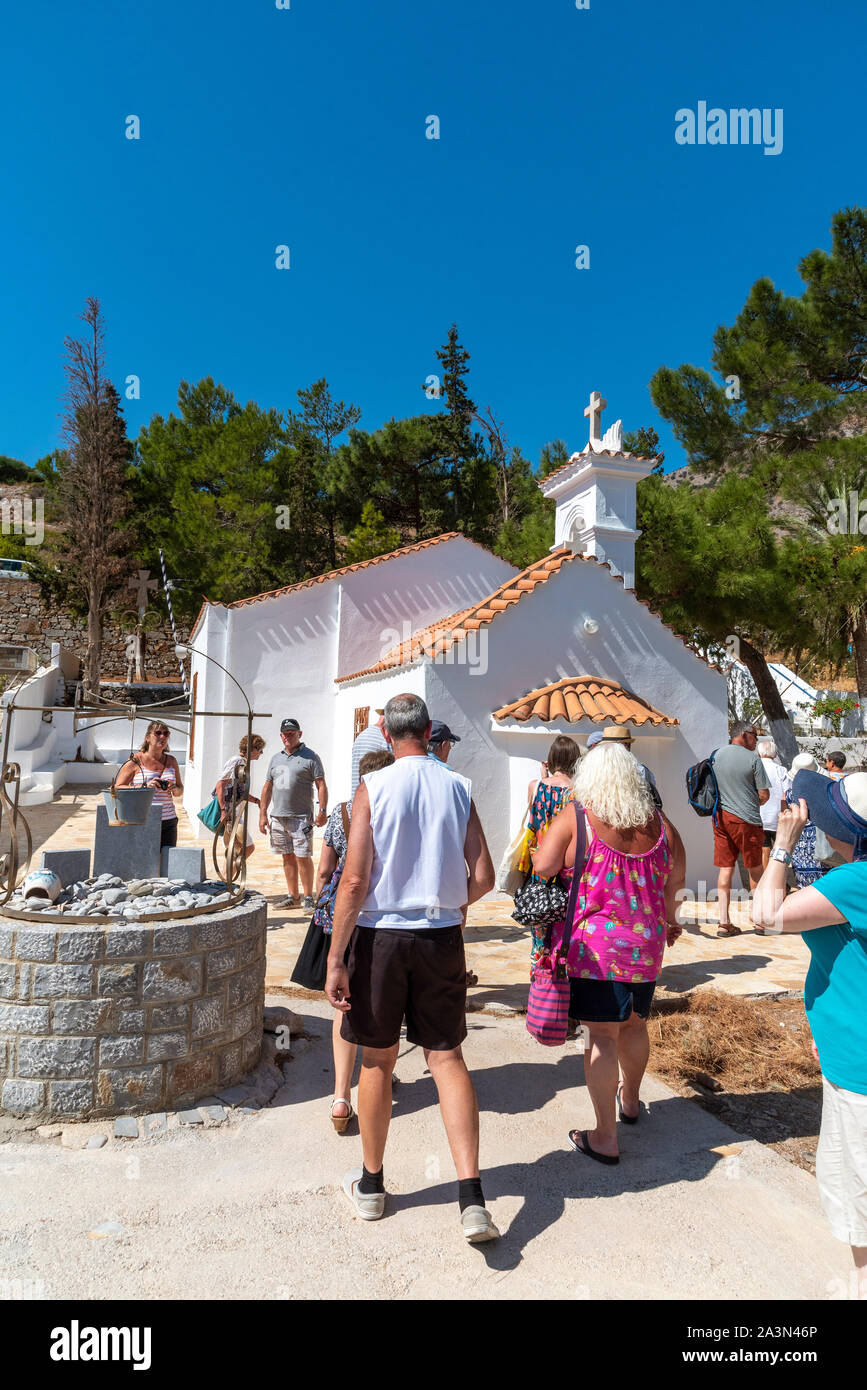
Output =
[
  {"x1": 270, "y1": 814, "x2": 313, "y2": 858},
  {"x1": 817, "y1": 1075, "x2": 867, "y2": 1246}
]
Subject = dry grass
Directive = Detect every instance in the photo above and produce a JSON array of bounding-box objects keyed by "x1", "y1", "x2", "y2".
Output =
[{"x1": 649, "y1": 989, "x2": 820, "y2": 1093}]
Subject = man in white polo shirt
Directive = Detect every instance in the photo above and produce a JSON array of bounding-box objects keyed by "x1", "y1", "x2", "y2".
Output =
[{"x1": 326, "y1": 692, "x2": 498, "y2": 1243}]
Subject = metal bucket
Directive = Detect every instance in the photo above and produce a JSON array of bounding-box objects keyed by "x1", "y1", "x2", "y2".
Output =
[{"x1": 103, "y1": 786, "x2": 155, "y2": 826}]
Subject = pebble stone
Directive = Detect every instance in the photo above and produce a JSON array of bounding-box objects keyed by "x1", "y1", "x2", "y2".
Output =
[
  {"x1": 7, "y1": 877, "x2": 239, "y2": 920},
  {"x1": 86, "y1": 1135, "x2": 108, "y2": 1150}
]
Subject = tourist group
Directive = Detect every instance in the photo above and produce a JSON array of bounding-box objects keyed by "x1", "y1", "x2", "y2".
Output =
[{"x1": 214, "y1": 695, "x2": 867, "y2": 1290}]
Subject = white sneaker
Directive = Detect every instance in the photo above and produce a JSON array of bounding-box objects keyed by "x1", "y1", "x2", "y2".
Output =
[
  {"x1": 342, "y1": 1168, "x2": 385, "y2": 1221},
  {"x1": 461, "y1": 1206, "x2": 500, "y2": 1243}
]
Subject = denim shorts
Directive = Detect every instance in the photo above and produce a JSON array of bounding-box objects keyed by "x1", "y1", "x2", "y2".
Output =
[{"x1": 569, "y1": 977, "x2": 656, "y2": 1023}]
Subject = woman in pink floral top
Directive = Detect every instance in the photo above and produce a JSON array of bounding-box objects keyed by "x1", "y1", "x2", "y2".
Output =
[{"x1": 534, "y1": 741, "x2": 686, "y2": 1166}]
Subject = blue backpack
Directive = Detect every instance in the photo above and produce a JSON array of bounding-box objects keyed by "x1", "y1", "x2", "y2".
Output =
[{"x1": 686, "y1": 750, "x2": 720, "y2": 819}]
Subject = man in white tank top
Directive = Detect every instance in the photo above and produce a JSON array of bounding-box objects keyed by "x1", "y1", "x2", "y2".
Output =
[{"x1": 325, "y1": 693, "x2": 499, "y2": 1242}]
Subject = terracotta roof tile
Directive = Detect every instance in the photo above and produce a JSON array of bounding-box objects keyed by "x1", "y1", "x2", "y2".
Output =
[
  {"x1": 493, "y1": 677, "x2": 679, "y2": 727},
  {"x1": 335, "y1": 543, "x2": 724, "y2": 683},
  {"x1": 335, "y1": 547, "x2": 576, "y2": 683}
]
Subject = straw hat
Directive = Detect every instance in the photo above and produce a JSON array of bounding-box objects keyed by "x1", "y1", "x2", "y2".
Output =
[{"x1": 599, "y1": 726, "x2": 634, "y2": 745}]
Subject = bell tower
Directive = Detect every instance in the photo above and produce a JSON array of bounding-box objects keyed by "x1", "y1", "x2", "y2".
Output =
[{"x1": 538, "y1": 390, "x2": 657, "y2": 590}]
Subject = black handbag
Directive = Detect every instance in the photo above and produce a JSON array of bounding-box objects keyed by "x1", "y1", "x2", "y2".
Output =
[
  {"x1": 511, "y1": 875, "x2": 569, "y2": 929},
  {"x1": 290, "y1": 910, "x2": 330, "y2": 991},
  {"x1": 511, "y1": 800, "x2": 586, "y2": 929}
]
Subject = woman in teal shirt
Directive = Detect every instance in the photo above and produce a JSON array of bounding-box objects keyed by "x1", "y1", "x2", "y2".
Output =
[{"x1": 753, "y1": 770, "x2": 867, "y2": 1300}]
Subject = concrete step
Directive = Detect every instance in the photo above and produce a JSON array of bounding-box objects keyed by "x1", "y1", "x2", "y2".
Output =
[
  {"x1": 19, "y1": 784, "x2": 57, "y2": 807},
  {"x1": 17, "y1": 757, "x2": 67, "y2": 805}
]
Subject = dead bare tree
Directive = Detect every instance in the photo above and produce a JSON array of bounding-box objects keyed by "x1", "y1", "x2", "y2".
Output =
[
  {"x1": 58, "y1": 298, "x2": 133, "y2": 698},
  {"x1": 473, "y1": 407, "x2": 512, "y2": 526}
]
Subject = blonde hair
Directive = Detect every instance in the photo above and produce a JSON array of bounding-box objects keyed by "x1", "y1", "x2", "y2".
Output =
[
  {"x1": 239, "y1": 734, "x2": 266, "y2": 757},
  {"x1": 139, "y1": 720, "x2": 170, "y2": 754},
  {"x1": 573, "y1": 743, "x2": 654, "y2": 830}
]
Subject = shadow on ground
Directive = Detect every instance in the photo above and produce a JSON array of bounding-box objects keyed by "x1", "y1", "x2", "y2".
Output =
[{"x1": 389, "y1": 1105, "x2": 726, "y2": 1271}]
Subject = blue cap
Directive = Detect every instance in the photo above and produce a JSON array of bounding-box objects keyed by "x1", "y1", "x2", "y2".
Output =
[{"x1": 586, "y1": 731, "x2": 604, "y2": 748}]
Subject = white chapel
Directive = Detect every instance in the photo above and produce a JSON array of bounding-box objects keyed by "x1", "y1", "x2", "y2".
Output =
[{"x1": 184, "y1": 393, "x2": 728, "y2": 888}]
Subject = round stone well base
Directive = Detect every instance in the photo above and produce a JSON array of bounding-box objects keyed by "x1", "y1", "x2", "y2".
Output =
[{"x1": 0, "y1": 893, "x2": 268, "y2": 1122}]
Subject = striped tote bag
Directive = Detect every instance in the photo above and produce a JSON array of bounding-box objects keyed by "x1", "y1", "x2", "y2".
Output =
[{"x1": 525, "y1": 804, "x2": 586, "y2": 1047}]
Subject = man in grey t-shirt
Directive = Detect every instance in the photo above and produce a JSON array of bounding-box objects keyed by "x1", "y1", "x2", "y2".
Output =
[
  {"x1": 259, "y1": 719, "x2": 328, "y2": 909},
  {"x1": 711, "y1": 721, "x2": 771, "y2": 937}
]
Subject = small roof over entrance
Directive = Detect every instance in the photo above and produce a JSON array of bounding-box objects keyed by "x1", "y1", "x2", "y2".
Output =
[{"x1": 492, "y1": 676, "x2": 678, "y2": 727}]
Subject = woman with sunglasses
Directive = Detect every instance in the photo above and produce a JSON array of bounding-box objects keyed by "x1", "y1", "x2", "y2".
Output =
[{"x1": 115, "y1": 720, "x2": 184, "y2": 848}]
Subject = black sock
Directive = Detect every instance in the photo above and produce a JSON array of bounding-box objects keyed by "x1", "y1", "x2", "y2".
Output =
[
  {"x1": 358, "y1": 1164, "x2": 384, "y2": 1195},
  {"x1": 458, "y1": 1177, "x2": 485, "y2": 1213}
]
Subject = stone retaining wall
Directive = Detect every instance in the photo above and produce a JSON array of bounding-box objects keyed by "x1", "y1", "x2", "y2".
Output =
[
  {"x1": 0, "y1": 894, "x2": 267, "y2": 1121},
  {"x1": 0, "y1": 577, "x2": 190, "y2": 681}
]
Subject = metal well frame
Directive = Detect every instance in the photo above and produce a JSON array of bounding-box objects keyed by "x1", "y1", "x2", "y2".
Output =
[{"x1": 0, "y1": 648, "x2": 270, "y2": 918}]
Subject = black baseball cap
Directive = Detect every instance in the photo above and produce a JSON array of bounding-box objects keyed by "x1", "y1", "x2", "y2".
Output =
[
  {"x1": 428, "y1": 719, "x2": 461, "y2": 746},
  {"x1": 280, "y1": 718, "x2": 301, "y2": 733}
]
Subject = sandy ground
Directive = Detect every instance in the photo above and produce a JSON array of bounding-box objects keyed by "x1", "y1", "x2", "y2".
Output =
[{"x1": 0, "y1": 997, "x2": 850, "y2": 1302}]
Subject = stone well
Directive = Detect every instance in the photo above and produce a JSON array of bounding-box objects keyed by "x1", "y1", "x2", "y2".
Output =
[{"x1": 0, "y1": 893, "x2": 267, "y2": 1122}]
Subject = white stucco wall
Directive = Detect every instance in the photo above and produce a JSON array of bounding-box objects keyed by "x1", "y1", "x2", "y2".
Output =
[
  {"x1": 335, "y1": 537, "x2": 515, "y2": 681},
  {"x1": 1, "y1": 662, "x2": 61, "y2": 778},
  {"x1": 184, "y1": 604, "x2": 235, "y2": 830},
  {"x1": 332, "y1": 666, "x2": 429, "y2": 804},
  {"x1": 357, "y1": 559, "x2": 728, "y2": 891},
  {"x1": 185, "y1": 540, "x2": 516, "y2": 827}
]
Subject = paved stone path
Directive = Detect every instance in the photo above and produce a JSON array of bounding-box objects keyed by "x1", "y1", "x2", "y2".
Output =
[
  {"x1": 13, "y1": 786, "x2": 812, "y2": 1011},
  {"x1": 0, "y1": 997, "x2": 850, "y2": 1300}
]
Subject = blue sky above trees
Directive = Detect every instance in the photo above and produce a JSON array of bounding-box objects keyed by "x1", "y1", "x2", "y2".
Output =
[{"x1": 0, "y1": 0, "x2": 863, "y2": 472}]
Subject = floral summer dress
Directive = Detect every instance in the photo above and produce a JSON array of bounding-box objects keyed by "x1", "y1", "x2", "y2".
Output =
[
  {"x1": 785, "y1": 788, "x2": 828, "y2": 889},
  {"x1": 527, "y1": 780, "x2": 573, "y2": 972},
  {"x1": 550, "y1": 815, "x2": 673, "y2": 984}
]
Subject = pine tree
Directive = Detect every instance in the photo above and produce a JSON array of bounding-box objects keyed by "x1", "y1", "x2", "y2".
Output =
[
  {"x1": 286, "y1": 379, "x2": 361, "y2": 569},
  {"x1": 433, "y1": 325, "x2": 497, "y2": 540},
  {"x1": 344, "y1": 500, "x2": 402, "y2": 564},
  {"x1": 538, "y1": 439, "x2": 569, "y2": 478},
  {"x1": 623, "y1": 426, "x2": 664, "y2": 474},
  {"x1": 647, "y1": 207, "x2": 867, "y2": 730}
]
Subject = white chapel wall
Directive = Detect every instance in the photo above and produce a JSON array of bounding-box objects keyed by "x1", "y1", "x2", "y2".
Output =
[
  {"x1": 421, "y1": 562, "x2": 728, "y2": 889},
  {"x1": 336, "y1": 538, "x2": 516, "y2": 683}
]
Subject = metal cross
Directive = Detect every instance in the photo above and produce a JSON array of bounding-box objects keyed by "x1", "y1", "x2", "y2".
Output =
[{"x1": 584, "y1": 390, "x2": 607, "y2": 445}]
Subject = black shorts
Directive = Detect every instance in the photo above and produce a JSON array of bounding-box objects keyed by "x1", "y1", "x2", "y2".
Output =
[
  {"x1": 569, "y1": 977, "x2": 656, "y2": 1023},
  {"x1": 340, "y1": 924, "x2": 467, "y2": 1052},
  {"x1": 160, "y1": 818, "x2": 178, "y2": 849},
  {"x1": 762, "y1": 830, "x2": 776, "y2": 849}
]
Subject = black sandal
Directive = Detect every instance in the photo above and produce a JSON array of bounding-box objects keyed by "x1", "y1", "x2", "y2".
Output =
[
  {"x1": 568, "y1": 1129, "x2": 619, "y2": 1165},
  {"x1": 617, "y1": 1083, "x2": 640, "y2": 1125}
]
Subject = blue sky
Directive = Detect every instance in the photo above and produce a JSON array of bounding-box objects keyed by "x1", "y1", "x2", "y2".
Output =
[{"x1": 0, "y1": 0, "x2": 863, "y2": 475}]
